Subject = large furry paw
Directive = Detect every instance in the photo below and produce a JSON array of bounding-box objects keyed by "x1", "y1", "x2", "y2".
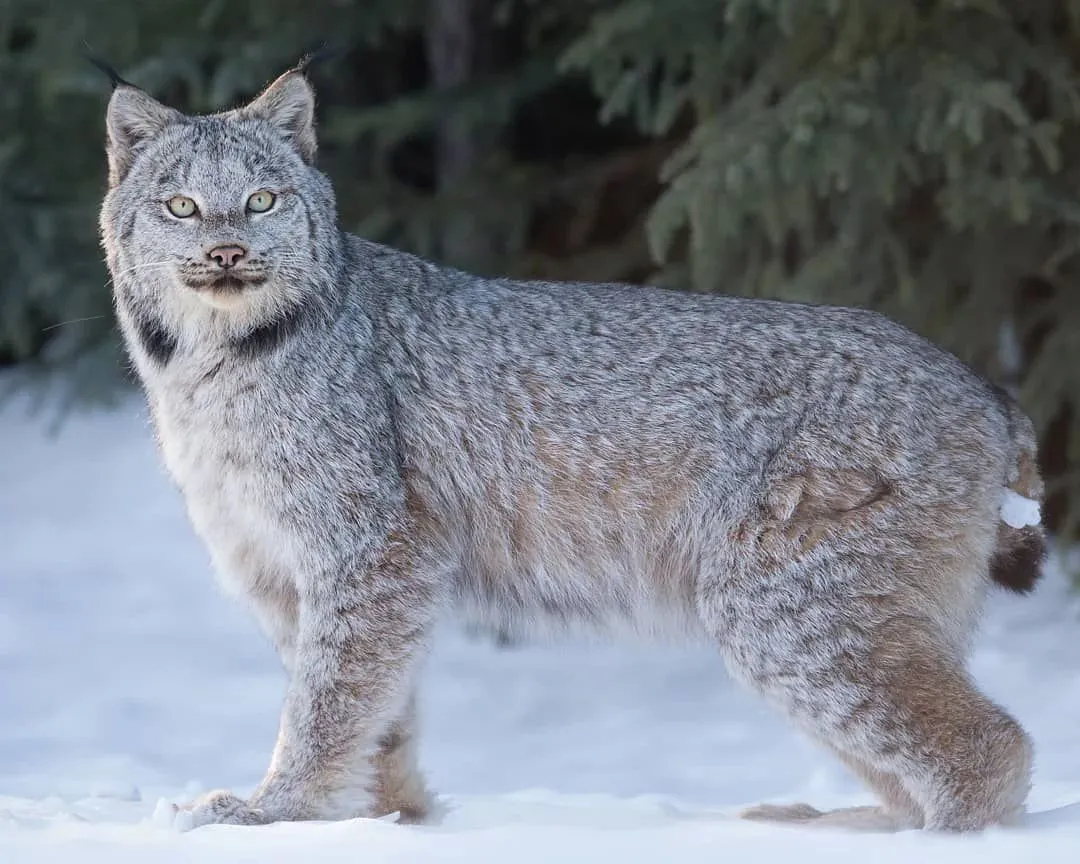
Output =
[
  {"x1": 177, "y1": 790, "x2": 271, "y2": 829},
  {"x1": 738, "y1": 802, "x2": 823, "y2": 823},
  {"x1": 739, "y1": 802, "x2": 908, "y2": 833}
]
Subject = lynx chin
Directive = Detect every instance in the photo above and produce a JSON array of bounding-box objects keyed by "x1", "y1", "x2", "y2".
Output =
[{"x1": 98, "y1": 61, "x2": 1047, "y2": 834}]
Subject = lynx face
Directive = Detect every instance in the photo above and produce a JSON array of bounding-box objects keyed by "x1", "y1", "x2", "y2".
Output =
[
  {"x1": 130, "y1": 129, "x2": 318, "y2": 310},
  {"x1": 99, "y1": 71, "x2": 339, "y2": 332}
]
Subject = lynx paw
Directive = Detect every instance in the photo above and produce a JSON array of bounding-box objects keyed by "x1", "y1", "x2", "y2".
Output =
[
  {"x1": 738, "y1": 802, "x2": 908, "y2": 832},
  {"x1": 177, "y1": 790, "x2": 271, "y2": 829},
  {"x1": 738, "y1": 802, "x2": 823, "y2": 823}
]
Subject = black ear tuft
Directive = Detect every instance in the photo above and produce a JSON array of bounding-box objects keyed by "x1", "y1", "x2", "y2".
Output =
[
  {"x1": 83, "y1": 43, "x2": 136, "y2": 91},
  {"x1": 291, "y1": 42, "x2": 344, "y2": 77}
]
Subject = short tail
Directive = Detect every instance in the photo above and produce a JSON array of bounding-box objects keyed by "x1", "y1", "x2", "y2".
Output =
[
  {"x1": 991, "y1": 395, "x2": 1047, "y2": 594},
  {"x1": 991, "y1": 523, "x2": 1045, "y2": 594}
]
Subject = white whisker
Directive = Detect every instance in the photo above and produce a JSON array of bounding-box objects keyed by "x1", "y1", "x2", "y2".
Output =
[{"x1": 41, "y1": 315, "x2": 109, "y2": 333}]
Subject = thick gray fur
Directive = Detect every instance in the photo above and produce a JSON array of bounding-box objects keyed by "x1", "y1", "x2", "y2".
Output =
[{"x1": 99, "y1": 67, "x2": 1047, "y2": 833}]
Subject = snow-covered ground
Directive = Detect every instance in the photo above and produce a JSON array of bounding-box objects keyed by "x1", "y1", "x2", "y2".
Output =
[{"x1": 2, "y1": 389, "x2": 1080, "y2": 862}]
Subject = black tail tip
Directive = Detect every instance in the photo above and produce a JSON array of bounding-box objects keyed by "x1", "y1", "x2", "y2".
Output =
[{"x1": 991, "y1": 526, "x2": 1047, "y2": 594}]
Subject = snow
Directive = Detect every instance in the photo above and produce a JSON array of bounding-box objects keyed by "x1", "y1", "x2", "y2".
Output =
[
  {"x1": 2, "y1": 387, "x2": 1080, "y2": 863},
  {"x1": 1001, "y1": 488, "x2": 1042, "y2": 529}
]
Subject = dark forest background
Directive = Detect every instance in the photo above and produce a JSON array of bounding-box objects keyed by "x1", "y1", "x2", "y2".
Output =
[{"x1": 3, "y1": 0, "x2": 1080, "y2": 547}]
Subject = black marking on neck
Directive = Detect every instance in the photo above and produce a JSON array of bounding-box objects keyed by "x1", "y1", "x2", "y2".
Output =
[
  {"x1": 229, "y1": 300, "x2": 313, "y2": 361},
  {"x1": 129, "y1": 305, "x2": 178, "y2": 366}
]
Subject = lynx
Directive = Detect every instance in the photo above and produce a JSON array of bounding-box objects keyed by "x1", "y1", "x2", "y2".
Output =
[{"x1": 98, "y1": 59, "x2": 1047, "y2": 833}]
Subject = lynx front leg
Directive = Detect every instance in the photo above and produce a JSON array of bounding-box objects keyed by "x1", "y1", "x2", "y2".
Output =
[{"x1": 183, "y1": 536, "x2": 439, "y2": 828}]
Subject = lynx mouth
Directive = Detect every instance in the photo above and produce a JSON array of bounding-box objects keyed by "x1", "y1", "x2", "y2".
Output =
[{"x1": 185, "y1": 274, "x2": 269, "y2": 294}]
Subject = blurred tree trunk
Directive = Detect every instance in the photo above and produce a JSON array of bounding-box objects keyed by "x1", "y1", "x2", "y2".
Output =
[{"x1": 425, "y1": 0, "x2": 501, "y2": 272}]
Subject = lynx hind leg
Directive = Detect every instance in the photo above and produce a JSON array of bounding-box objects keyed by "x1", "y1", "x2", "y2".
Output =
[
  {"x1": 371, "y1": 695, "x2": 434, "y2": 824},
  {"x1": 758, "y1": 630, "x2": 1029, "y2": 832},
  {"x1": 706, "y1": 549, "x2": 1032, "y2": 833},
  {"x1": 868, "y1": 638, "x2": 1033, "y2": 832}
]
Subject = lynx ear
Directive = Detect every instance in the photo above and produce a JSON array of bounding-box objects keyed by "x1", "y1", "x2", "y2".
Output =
[
  {"x1": 105, "y1": 86, "x2": 184, "y2": 187},
  {"x1": 242, "y1": 71, "x2": 317, "y2": 163}
]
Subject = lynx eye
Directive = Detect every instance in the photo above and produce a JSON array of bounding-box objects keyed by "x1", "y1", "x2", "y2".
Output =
[
  {"x1": 165, "y1": 195, "x2": 198, "y2": 218},
  {"x1": 246, "y1": 190, "x2": 276, "y2": 213}
]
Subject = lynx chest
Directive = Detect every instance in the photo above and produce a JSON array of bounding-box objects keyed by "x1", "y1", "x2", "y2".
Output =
[{"x1": 148, "y1": 374, "x2": 310, "y2": 599}]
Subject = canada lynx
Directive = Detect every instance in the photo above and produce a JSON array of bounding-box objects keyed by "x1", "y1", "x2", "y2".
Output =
[{"x1": 98, "y1": 60, "x2": 1046, "y2": 833}]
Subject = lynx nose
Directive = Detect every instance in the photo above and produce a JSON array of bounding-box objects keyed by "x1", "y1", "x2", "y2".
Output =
[{"x1": 207, "y1": 245, "x2": 248, "y2": 269}]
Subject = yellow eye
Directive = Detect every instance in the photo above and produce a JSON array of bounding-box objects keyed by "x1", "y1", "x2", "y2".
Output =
[
  {"x1": 246, "y1": 190, "x2": 276, "y2": 213},
  {"x1": 165, "y1": 195, "x2": 197, "y2": 218}
]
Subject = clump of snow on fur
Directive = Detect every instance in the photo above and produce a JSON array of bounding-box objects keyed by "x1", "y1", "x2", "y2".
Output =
[{"x1": 1001, "y1": 488, "x2": 1041, "y2": 529}]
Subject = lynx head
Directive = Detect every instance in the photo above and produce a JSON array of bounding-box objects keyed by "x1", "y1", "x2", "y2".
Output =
[{"x1": 99, "y1": 65, "x2": 341, "y2": 361}]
